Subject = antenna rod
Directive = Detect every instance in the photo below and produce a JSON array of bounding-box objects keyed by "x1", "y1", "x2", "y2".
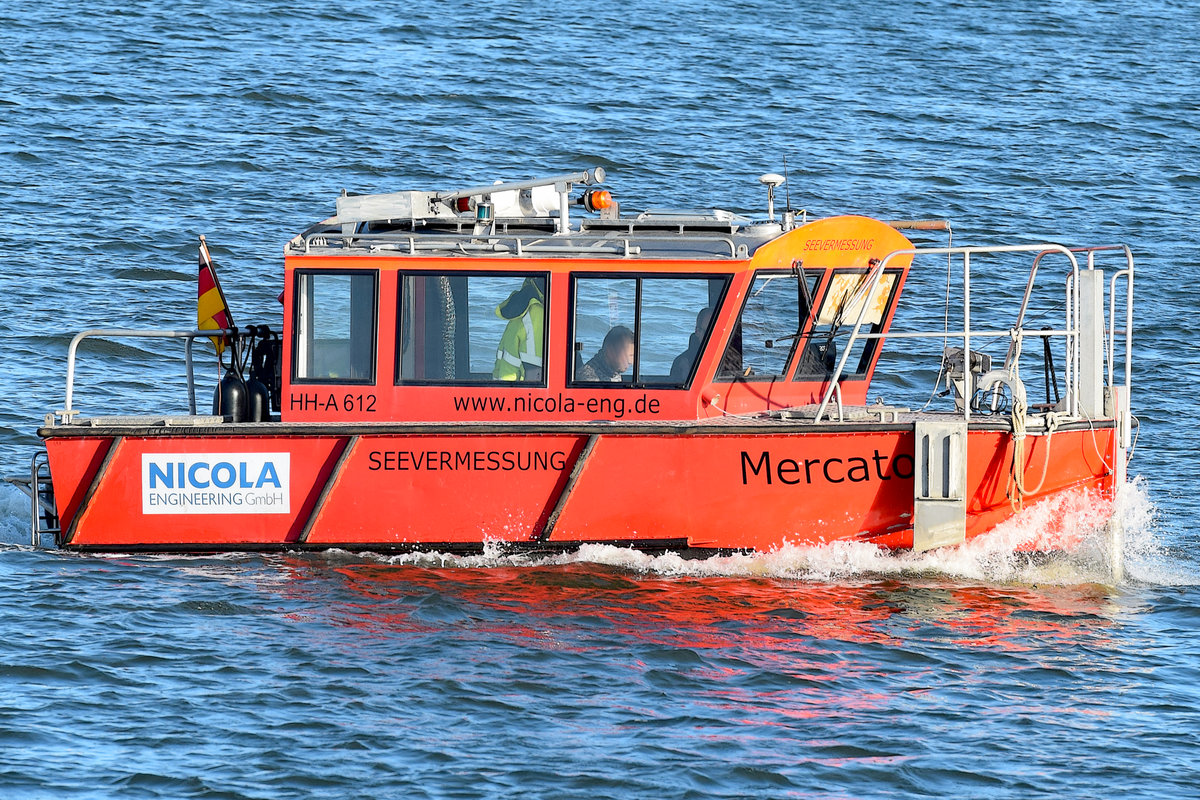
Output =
[{"x1": 783, "y1": 156, "x2": 791, "y2": 211}]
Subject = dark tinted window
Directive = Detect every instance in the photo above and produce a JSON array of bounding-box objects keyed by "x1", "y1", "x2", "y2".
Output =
[
  {"x1": 398, "y1": 273, "x2": 547, "y2": 384},
  {"x1": 572, "y1": 275, "x2": 726, "y2": 386},
  {"x1": 717, "y1": 270, "x2": 818, "y2": 380}
]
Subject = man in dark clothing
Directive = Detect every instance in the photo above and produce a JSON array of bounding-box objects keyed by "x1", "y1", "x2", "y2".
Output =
[
  {"x1": 669, "y1": 307, "x2": 712, "y2": 382},
  {"x1": 577, "y1": 325, "x2": 635, "y2": 382}
]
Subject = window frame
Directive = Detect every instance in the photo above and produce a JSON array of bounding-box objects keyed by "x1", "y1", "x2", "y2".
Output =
[
  {"x1": 790, "y1": 266, "x2": 905, "y2": 383},
  {"x1": 713, "y1": 268, "x2": 815, "y2": 384},
  {"x1": 291, "y1": 268, "x2": 380, "y2": 386},
  {"x1": 568, "y1": 271, "x2": 730, "y2": 389},
  {"x1": 394, "y1": 269, "x2": 551, "y2": 387}
]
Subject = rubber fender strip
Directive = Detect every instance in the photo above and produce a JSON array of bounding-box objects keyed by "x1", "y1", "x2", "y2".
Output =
[
  {"x1": 296, "y1": 435, "x2": 357, "y2": 545},
  {"x1": 59, "y1": 436, "x2": 120, "y2": 547},
  {"x1": 538, "y1": 434, "x2": 598, "y2": 543},
  {"x1": 60, "y1": 537, "x2": 695, "y2": 556}
]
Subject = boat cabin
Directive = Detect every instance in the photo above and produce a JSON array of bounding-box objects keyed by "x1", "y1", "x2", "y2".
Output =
[{"x1": 279, "y1": 169, "x2": 914, "y2": 423}]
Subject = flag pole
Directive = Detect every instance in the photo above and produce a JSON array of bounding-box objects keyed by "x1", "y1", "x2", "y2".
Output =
[{"x1": 198, "y1": 234, "x2": 236, "y2": 371}]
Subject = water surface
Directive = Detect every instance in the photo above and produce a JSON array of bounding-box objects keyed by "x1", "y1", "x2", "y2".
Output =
[{"x1": 2, "y1": 1, "x2": 1199, "y2": 797}]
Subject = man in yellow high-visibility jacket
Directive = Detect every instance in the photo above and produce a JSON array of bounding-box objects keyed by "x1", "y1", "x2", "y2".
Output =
[{"x1": 492, "y1": 278, "x2": 545, "y2": 382}]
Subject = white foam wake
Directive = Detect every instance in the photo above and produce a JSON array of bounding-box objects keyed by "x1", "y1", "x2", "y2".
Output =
[
  {"x1": 0, "y1": 483, "x2": 33, "y2": 548},
  {"x1": 1, "y1": 475, "x2": 1182, "y2": 588},
  {"x1": 367, "y1": 479, "x2": 1179, "y2": 587}
]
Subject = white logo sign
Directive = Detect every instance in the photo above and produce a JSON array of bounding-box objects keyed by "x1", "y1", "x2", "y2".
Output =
[{"x1": 142, "y1": 453, "x2": 290, "y2": 515}]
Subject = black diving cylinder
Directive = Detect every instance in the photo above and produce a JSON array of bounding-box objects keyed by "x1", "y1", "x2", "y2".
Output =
[
  {"x1": 213, "y1": 368, "x2": 249, "y2": 422},
  {"x1": 245, "y1": 374, "x2": 269, "y2": 422},
  {"x1": 247, "y1": 325, "x2": 277, "y2": 421}
]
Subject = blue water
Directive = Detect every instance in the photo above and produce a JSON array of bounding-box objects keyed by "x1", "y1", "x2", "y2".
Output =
[{"x1": 2, "y1": 0, "x2": 1200, "y2": 797}]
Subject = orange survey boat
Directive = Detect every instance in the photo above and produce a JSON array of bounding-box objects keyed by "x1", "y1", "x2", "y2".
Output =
[{"x1": 19, "y1": 168, "x2": 1136, "y2": 556}]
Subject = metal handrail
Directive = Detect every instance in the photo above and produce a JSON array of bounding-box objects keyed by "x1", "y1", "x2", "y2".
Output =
[
  {"x1": 813, "y1": 244, "x2": 1083, "y2": 423},
  {"x1": 1020, "y1": 244, "x2": 1133, "y2": 414},
  {"x1": 1001, "y1": 246, "x2": 1090, "y2": 375},
  {"x1": 847, "y1": 329, "x2": 1076, "y2": 340},
  {"x1": 301, "y1": 230, "x2": 740, "y2": 259},
  {"x1": 28, "y1": 451, "x2": 59, "y2": 547},
  {"x1": 61, "y1": 328, "x2": 235, "y2": 419},
  {"x1": 1109, "y1": 266, "x2": 1134, "y2": 392},
  {"x1": 432, "y1": 168, "x2": 604, "y2": 204},
  {"x1": 1099, "y1": 244, "x2": 1135, "y2": 393}
]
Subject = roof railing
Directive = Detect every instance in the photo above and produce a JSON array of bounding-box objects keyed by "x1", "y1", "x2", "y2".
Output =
[{"x1": 299, "y1": 230, "x2": 740, "y2": 259}]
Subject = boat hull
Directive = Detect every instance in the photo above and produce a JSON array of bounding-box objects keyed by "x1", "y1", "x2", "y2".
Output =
[{"x1": 40, "y1": 420, "x2": 1118, "y2": 554}]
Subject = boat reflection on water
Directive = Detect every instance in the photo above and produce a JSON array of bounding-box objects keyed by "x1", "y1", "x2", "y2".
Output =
[
  {"x1": 270, "y1": 548, "x2": 1120, "y2": 659},
  {"x1": 152, "y1": 504, "x2": 1140, "y2": 767},
  {"x1": 260, "y1": 550, "x2": 1123, "y2": 745},
  {"x1": 260, "y1": 485, "x2": 1133, "y2": 661}
]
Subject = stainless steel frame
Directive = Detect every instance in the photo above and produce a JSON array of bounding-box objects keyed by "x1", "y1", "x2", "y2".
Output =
[
  {"x1": 57, "y1": 328, "x2": 236, "y2": 421},
  {"x1": 813, "y1": 244, "x2": 1135, "y2": 424}
]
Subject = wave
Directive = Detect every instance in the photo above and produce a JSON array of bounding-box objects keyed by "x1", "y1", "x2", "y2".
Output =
[
  {"x1": 358, "y1": 480, "x2": 1175, "y2": 588},
  {"x1": 0, "y1": 483, "x2": 33, "y2": 547},
  {"x1": 1, "y1": 478, "x2": 1181, "y2": 588}
]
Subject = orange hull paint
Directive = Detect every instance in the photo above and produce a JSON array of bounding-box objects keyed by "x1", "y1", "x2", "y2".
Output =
[{"x1": 43, "y1": 426, "x2": 1116, "y2": 553}]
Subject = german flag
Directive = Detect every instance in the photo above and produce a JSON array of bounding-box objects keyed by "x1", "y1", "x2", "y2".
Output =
[{"x1": 198, "y1": 235, "x2": 234, "y2": 356}]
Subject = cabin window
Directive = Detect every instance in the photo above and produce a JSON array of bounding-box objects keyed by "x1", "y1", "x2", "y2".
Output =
[
  {"x1": 571, "y1": 275, "x2": 726, "y2": 386},
  {"x1": 717, "y1": 269, "x2": 818, "y2": 380},
  {"x1": 293, "y1": 270, "x2": 377, "y2": 384},
  {"x1": 397, "y1": 273, "x2": 548, "y2": 384},
  {"x1": 794, "y1": 268, "x2": 900, "y2": 380}
]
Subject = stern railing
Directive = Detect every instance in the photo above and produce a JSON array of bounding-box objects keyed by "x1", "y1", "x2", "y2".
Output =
[
  {"x1": 813, "y1": 244, "x2": 1134, "y2": 424},
  {"x1": 55, "y1": 328, "x2": 236, "y2": 423}
]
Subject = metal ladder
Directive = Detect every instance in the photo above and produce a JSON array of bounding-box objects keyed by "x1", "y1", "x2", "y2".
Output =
[{"x1": 4, "y1": 452, "x2": 60, "y2": 548}]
